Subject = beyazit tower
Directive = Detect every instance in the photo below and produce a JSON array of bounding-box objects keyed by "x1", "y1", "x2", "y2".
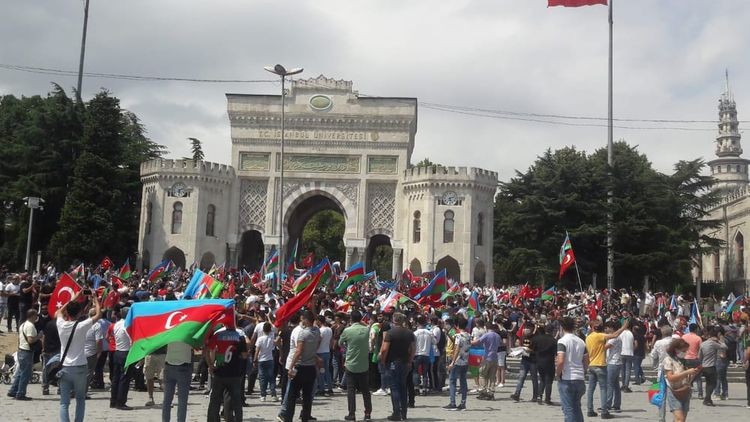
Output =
[{"x1": 708, "y1": 71, "x2": 749, "y2": 192}]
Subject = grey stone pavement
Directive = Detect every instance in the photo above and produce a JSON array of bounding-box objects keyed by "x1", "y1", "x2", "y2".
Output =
[{"x1": 1, "y1": 379, "x2": 749, "y2": 422}]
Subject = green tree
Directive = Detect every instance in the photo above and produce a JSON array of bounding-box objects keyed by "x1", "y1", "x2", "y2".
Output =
[
  {"x1": 411, "y1": 157, "x2": 438, "y2": 168},
  {"x1": 493, "y1": 142, "x2": 717, "y2": 290},
  {"x1": 189, "y1": 137, "x2": 204, "y2": 161},
  {"x1": 301, "y1": 210, "x2": 345, "y2": 264}
]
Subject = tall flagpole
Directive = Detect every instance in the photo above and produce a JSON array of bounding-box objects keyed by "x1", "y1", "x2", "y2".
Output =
[
  {"x1": 606, "y1": 0, "x2": 615, "y2": 291},
  {"x1": 76, "y1": 0, "x2": 91, "y2": 103}
]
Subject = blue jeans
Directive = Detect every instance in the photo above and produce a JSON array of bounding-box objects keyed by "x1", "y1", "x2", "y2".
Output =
[
  {"x1": 559, "y1": 379, "x2": 586, "y2": 422},
  {"x1": 163, "y1": 363, "x2": 192, "y2": 422},
  {"x1": 716, "y1": 360, "x2": 728, "y2": 398},
  {"x1": 514, "y1": 359, "x2": 539, "y2": 399},
  {"x1": 59, "y1": 364, "x2": 88, "y2": 422},
  {"x1": 388, "y1": 361, "x2": 409, "y2": 419},
  {"x1": 259, "y1": 360, "x2": 277, "y2": 397},
  {"x1": 606, "y1": 364, "x2": 622, "y2": 409},
  {"x1": 414, "y1": 355, "x2": 431, "y2": 391},
  {"x1": 316, "y1": 352, "x2": 331, "y2": 392},
  {"x1": 633, "y1": 356, "x2": 644, "y2": 384},
  {"x1": 378, "y1": 361, "x2": 391, "y2": 390},
  {"x1": 621, "y1": 355, "x2": 634, "y2": 388},
  {"x1": 278, "y1": 375, "x2": 293, "y2": 419},
  {"x1": 685, "y1": 359, "x2": 703, "y2": 395},
  {"x1": 9, "y1": 349, "x2": 33, "y2": 398},
  {"x1": 448, "y1": 365, "x2": 468, "y2": 406},
  {"x1": 587, "y1": 366, "x2": 609, "y2": 414}
]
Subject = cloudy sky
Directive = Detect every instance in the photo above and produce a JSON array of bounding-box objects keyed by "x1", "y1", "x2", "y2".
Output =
[{"x1": 2, "y1": 0, "x2": 748, "y2": 181}]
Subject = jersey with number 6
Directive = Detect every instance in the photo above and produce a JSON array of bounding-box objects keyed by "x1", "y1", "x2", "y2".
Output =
[{"x1": 207, "y1": 328, "x2": 247, "y2": 377}]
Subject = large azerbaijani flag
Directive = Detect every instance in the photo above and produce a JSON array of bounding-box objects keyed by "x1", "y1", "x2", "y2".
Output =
[
  {"x1": 147, "y1": 259, "x2": 170, "y2": 282},
  {"x1": 413, "y1": 269, "x2": 448, "y2": 301},
  {"x1": 124, "y1": 299, "x2": 235, "y2": 368},
  {"x1": 294, "y1": 258, "x2": 332, "y2": 293},
  {"x1": 541, "y1": 286, "x2": 556, "y2": 301},
  {"x1": 183, "y1": 269, "x2": 223, "y2": 300},
  {"x1": 380, "y1": 290, "x2": 417, "y2": 312},
  {"x1": 559, "y1": 233, "x2": 576, "y2": 279},
  {"x1": 118, "y1": 258, "x2": 132, "y2": 281},
  {"x1": 727, "y1": 294, "x2": 745, "y2": 313},
  {"x1": 335, "y1": 261, "x2": 365, "y2": 294},
  {"x1": 468, "y1": 346, "x2": 485, "y2": 378},
  {"x1": 264, "y1": 249, "x2": 280, "y2": 274}
]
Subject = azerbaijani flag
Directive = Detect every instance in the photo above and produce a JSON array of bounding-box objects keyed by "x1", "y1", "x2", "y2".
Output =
[
  {"x1": 413, "y1": 269, "x2": 448, "y2": 301},
  {"x1": 335, "y1": 262, "x2": 365, "y2": 294},
  {"x1": 71, "y1": 263, "x2": 85, "y2": 278},
  {"x1": 439, "y1": 284, "x2": 460, "y2": 301},
  {"x1": 274, "y1": 261, "x2": 327, "y2": 328},
  {"x1": 292, "y1": 271, "x2": 313, "y2": 293},
  {"x1": 727, "y1": 294, "x2": 745, "y2": 313},
  {"x1": 541, "y1": 286, "x2": 556, "y2": 301},
  {"x1": 118, "y1": 258, "x2": 132, "y2": 280},
  {"x1": 548, "y1": 0, "x2": 607, "y2": 6},
  {"x1": 559, "y1": 233, "x2": 576, "y2": 279},
  {"x1": 467, "y1": 291, "x2": 481, "y2": 317},
  {"x1": 183, "y1": 269, "x2": 223, "y2": 299},
  {"x1": 468, "y1": 346, "x2": 485, "y2": 378},
  {"x1": 124, "y1": 299, "x2": 235, "y2": 368},
  {"x1": 264, "y1": 249, "x2": 279, "y2": 274},
  {"x1": 147, "y1": 259, "x2": 170, "y2": 282},
  {"x1": 668, "y1": 295, "x2": 678, "y2": 312}
]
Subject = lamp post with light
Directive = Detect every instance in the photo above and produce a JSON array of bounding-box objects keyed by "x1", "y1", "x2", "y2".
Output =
[
  {"x1": 23, "y1": 196, "x2": 44, "y2": 271},
  {"x1": 264, "y1": 64, "x2": 303, "y2": 291}
]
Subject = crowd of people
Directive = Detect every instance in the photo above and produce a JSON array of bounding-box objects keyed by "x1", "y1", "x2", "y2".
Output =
[{"x1": 0, "y1": 263, "x2": 749, "y2": 422}]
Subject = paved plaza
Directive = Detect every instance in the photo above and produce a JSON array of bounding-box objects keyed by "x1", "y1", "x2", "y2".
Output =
[{"x1": 2, "y1": 379, "x2": 749, "y2": 422}]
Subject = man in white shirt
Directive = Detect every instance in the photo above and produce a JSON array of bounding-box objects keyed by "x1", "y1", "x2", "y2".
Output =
[
  {"x1": 556, "y1": 317, "x2": 588, "y2": 422},
  {"x1": 8, "y1": 308, "x2": 39, "y2": 400},
  {"x1": 83, "y1": 308, "x2": 102, "y2": 398},
  {"x1": 649, "y1": 325, "x2": 673, "y2": 422},
  {"x1": 91, "y1": 317, "x2": 111, "y2": 389},
  {"x1": 4, "y1": 276, "x2": 21, "y2": 332},
  {"x1": 618, "y1": 320, "x2": 635, "y2": 393},
  {"x1": 414, "y1": 315, "x2": 436, "y2": 395},
  {"x1": 163, "y1": 341, "x2": 194, "y2": 422},
  {"x1": 315, "y1": 315, "x2": 334, "y2": 395},
  {"x1": 110, "y1": 306, "x2": 134, "y2": 410},
  {"x1": 56, "y1": 291, "x2": 102, "y2": 422}
]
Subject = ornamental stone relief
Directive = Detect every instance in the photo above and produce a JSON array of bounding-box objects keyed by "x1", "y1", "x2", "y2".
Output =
[
  {"x1": 278, "y1": 154, "x2": 361, "y2": 174},
  {"x1": 239, "y1": 179, "x2": 268, "y2": 231},
  {"x1": 279, "y1": 180, "x2": 359, "y2": 208},
  {"x1": 367, "y1": 183, "x2": 396, "y2": 235},
  {"x1": 367, "y1": 156, "x2": 398, "y2": 174},
  {"x1": 239, "y1": 152, "x2": 270, "y2": 171}
]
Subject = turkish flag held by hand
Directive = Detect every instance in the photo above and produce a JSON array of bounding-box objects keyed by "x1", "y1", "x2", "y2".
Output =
[
  {"x1": 549, "y1": 0, "x2": 607, "y2": 6},
  {"x1": 48, "y1": 273, "x2": 83, "y2": 316}
]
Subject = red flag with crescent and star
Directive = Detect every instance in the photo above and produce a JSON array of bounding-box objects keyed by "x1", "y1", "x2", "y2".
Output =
[
  {"x1": 48, "y1": 273, "x2": 83, "y2": 316},
  {"x1": 559, "y1": 233, "x2": 576, "y2": 279}
]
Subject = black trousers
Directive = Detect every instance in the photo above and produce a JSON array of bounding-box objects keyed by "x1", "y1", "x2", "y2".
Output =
[
  {"x1": 208, "y1": 376, "x2": 243, "y2": 422},
  {"x1": 285, "y1": 366, "x2": 316, "y2": 422},
  {"x1": 93, "y1": 351, "x2": 108, "y2": 388},
  {"x1": 110, "y1": 350, "x2": 134, "y2": 407},
  {"x1": 6, "y1": 301, "x2": 20, "y2": 331},
  {"x1": 346, "y1": 370, "x2": 372, "y2": 417},
  {"x1": 18, "y1": 302, "x2": 30, "y2": 326},
  {"x1": 702, "y1": 366, "x2": 717, "y2": 402},
  {"x1": 537, "y1": 363, "x2": 555, "y2": 401}
]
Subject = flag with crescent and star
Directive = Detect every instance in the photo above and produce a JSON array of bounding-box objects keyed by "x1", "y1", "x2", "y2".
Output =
[
  {"x1": 48, "y1": 273, "x2": 83, "y2": 317},
  {"x1": 559, "y1": 232, "x2": 576, "y2": 279},
  {"x1": 124, "y1": 298, "x2": 235, "y2": 368}
]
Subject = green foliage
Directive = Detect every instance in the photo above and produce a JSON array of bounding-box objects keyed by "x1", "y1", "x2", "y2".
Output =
[
  {"x1": 494, "y1": 142, "x2": 720, "y2": 290},
  {"x1": 301, "y1": 210, "x2": 345, "y2": 264},
  {"x1": 0, "y1": 87, "x2": 164, "y2": 269},
  {"x1": 411, "y1": 157, "x2": 437, "y2": 168},
  {"x1": 189, "y1": 137, "x2": 204, "y2": 161},
  {"x1": 371, "y1": 244, "x2": 393, "y2": 279}
]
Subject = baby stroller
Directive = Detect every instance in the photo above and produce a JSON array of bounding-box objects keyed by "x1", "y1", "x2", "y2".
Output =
[{"x1": 0, "y1": 353, "x2": 41, "y2": 385}]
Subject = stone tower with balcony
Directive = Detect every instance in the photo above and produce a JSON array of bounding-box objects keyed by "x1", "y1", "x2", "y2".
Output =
[{"x1": 708, "y1": 71, "x2": 749, "y2": 192}]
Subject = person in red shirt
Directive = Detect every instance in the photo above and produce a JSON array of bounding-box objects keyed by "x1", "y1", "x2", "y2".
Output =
[{"x1": 682, "y1": 324, "x2": 703, "y2": 399}]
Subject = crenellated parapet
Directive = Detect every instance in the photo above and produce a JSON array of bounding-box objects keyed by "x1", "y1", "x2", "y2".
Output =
[{"x1": 140, "y1": 159, "x2": 235, "y2": 186}]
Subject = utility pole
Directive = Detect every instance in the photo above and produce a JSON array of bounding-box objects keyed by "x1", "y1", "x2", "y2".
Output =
[{"x1": 76, "y1": 0, "x2": 91, "y2": 102}]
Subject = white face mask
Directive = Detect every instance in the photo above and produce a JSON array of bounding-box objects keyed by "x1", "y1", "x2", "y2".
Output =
[{"x1": 676, "y1": 351, "x2": 686, "y2": 359}]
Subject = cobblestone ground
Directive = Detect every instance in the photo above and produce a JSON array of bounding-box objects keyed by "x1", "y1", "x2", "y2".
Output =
[{"x1": 2, "y1": 379, "x2": 749, "y2": 422}]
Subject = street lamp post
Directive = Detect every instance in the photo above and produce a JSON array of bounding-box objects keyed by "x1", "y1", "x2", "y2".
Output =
[
  {"x1": 264, "y1": 64, "x2": 303, "y2": 292},
  {"x1": 23, "y1": 196, "x2": 44, "y2": 272}
]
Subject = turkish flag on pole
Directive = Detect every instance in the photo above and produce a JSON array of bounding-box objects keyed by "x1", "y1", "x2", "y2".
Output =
[
  {"x1": 548, "y1": 0, "x2": 607, "y2": 6},
  {"x1": 48, "y1": 273, "x2": 83, "y2": 316}
]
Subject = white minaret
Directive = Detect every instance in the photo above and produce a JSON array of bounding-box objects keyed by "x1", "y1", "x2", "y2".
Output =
[{"x1": 709, "y1": 70, "x2": 749, "y2": 192}]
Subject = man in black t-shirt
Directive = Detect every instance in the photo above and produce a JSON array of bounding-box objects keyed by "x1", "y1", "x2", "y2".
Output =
[
  {"x1": 532, "y1": 325, "x2": 558, "y2": 404},
  {"x1": 18, "y1": 276, "x2": 36, "y2": 325},
  {"x1": 206, "y1": 327, "x2": 248, "y2": 422},
  {"x1": 41, "y1": 316, "x2": 61, "y2": 395},
  {"x1": 379, "y1": 312, "x2": 415, "y2": 421}
]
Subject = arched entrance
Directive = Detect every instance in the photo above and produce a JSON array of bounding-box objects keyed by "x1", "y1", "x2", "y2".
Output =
[
  {"x1": 199, "y1": 251, "x2": 216, "y2": 272},
  {"x1": 367, "y1": 234, "x2": 393, "y2": 279},
  {"x1": 163, "y1": 246, "x2": 186, "y2": 270},
  {"x1": 239, "y1": 230, "x2": 264, "y2": 271},
  {"x1": 474, "y1": 261, "x2": 486, "y2": 285},
  {"x1": 286, "y1": 193, "x2": 346, "y2": 265},
  {"x1": 409, "y1": 258, "x2": 422, "y2": 276},
  {"x1": 436, "y1": 255, "x2": 460, "y2": 282}
]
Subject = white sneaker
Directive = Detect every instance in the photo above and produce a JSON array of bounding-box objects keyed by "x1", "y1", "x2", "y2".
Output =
[
  {"x1": 386, "y1": 388, "x2": 391, "y2": 395},
  {"x1": 373, "y1": 389, "x2": 388, "y2": 396},
  {"x1": 272, "y1": 396, "x2": 279, "y2": 402},
  {"x1": 497, "y1": 383, "x2": 504, "y2": 388},
  {"x1": 469, "y1": 389, "x2": 479, "y2": 394},
  {"x1": 260, "y1": 396, "x2": 266, "y2": 402}
]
